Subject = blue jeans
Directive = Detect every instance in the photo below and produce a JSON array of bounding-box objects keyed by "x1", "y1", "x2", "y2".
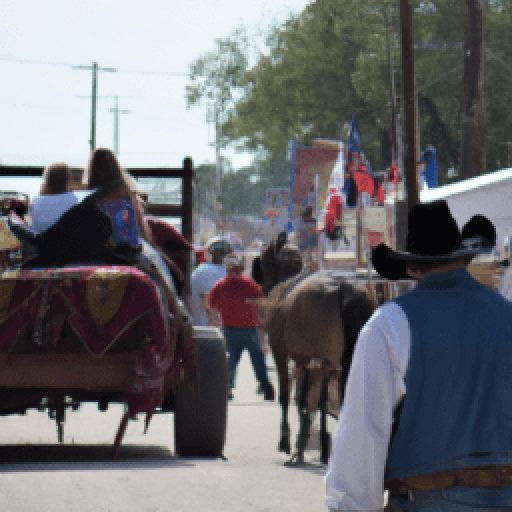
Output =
[
  {"x1": 222, "y1": 327, "x2": 270, "y2": 390},
  {"x1": 390, "y1": 486, "x2": 512, "y2": 511}
]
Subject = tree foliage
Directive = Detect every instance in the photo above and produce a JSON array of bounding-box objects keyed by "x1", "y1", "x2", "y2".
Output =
[
  {"x1": 186, "y1": 27, "x2": 249, "y2": 147},
  {"x1": 187, "y1": 0, "x2": 512, "y2": 213}
]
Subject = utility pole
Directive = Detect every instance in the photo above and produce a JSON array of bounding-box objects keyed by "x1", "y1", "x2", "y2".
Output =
[
  {"x1": 214, "y1": 104, "x2": 223, "y2": 233},
  {"x1": 461, "y1": 0, "x2": 486, "y2": 179},
  {"x1": 385, "y1": 8, "x2": 398, "y2": 163},
  {"x1": 109, "y1": 96, "x2": 130, "y2": 156},
  {"x1": 73, "y1": 62, "x2": 117, "y2": 151},
  {"x1": 399, "y1": 0, "x2": 419, "y2": 212}
]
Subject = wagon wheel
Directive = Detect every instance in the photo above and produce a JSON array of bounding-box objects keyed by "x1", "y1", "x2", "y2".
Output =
[{"x1": 174, "y1": 328, "x2": 228, "y2": 457}]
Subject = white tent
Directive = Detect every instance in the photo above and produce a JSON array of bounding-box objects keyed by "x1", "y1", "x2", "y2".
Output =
[{"x1": 421, "y1": 167, "x2": 512, "y2": 256}]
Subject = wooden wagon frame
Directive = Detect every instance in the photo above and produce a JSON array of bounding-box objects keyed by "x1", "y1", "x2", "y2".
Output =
[{"x1": 0, "y1": 159, "x2": 228, "y2": 458}]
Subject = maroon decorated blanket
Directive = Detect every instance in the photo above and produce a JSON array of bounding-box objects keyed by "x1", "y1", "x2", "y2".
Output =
[{"x1": 0, "y1": 265, "x2": 177, "y2": 414}]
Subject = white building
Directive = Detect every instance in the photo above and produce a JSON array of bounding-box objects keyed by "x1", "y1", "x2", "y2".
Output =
[{"x1": 421, "y1": 168, "x2": 512, "y2": 257}]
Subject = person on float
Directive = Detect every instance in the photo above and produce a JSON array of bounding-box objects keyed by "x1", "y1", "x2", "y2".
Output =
[
  {"x1": 343, "y1": 160, "x2": 358, "y2": 208},
  {"x1": 296, "y1": 206, "x2": 318, "y2": 264},
  {"x1": 325, "y1": 200, "x2": 512, "y2": 511},
  {"x1": 83, "y1": 148, "x2": 181, "y2": 317},
  {"x1": 354, "y1": 163, "x2": 375, "y2": 207},
  {"x1": 83, "y1": 148, "x2": 150, "y2": 254},
  {"x1": 30, "y1": 162, "x2": 92, "y2": 233}
]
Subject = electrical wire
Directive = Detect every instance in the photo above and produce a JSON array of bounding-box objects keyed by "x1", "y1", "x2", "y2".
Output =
[{"x1": 0, "y1": 55, "x2": 187, "y2": 76}]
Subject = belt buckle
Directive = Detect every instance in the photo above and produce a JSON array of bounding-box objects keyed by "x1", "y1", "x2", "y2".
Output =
[{"x1": 408, "y1": 490, "x2": 414, "y2": 502}]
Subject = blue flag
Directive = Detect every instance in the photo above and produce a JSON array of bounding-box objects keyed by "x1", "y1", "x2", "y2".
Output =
[{"x1": 348, "y1": 112, "x2": 361, "y2": 156}]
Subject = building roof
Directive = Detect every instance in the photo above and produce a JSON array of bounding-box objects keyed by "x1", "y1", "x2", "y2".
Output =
[{"x1": 421, "y1": 167, "x2": 512, "y2": 202}]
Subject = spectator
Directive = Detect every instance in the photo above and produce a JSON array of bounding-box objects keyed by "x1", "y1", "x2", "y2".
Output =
[
  {"x1": 190, "y1": 237, "x2": 231, "y2": 326},
  {"x1": 209, "y1": 253, "x2": 274, "y2": 401},
  {"x1": 326, "y1": 200, "x2": 511, "y2": 511}
]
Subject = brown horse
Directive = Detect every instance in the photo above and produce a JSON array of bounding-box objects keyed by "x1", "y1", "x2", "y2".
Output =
[{"x1": 260, "y1": 270, "x2": 376, "y2": 464}]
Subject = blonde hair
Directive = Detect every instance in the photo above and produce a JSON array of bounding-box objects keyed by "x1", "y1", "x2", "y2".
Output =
[{"x1": 83, "y1": 148, "x2": 136, "y2": 194}]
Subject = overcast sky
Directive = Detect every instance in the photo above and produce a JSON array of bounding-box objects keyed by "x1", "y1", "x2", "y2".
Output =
[{"x1": 0, "y1": 0, "x2": 311, "y2": 177}]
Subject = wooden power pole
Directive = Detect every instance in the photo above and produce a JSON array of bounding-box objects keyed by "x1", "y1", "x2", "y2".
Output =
[
  {"x1": 385, "y1": 8, "x2": 398, "y2": 164},
  {"x1": 73, "y1": 62, "x2": 117, "y2": 151},
  {"x1": 109, "y1": 96, "x2": 130, "y2": 156},
  {"x1": 461, "y1": 0, "x2": 486, "y2": 179},
  {"x1": 400, "y1": 0, "x2": 420, "y2": 213}
]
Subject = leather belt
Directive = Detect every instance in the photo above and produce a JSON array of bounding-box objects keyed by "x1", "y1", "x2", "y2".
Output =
[{"x1": 386, "y1": 465, "x2": 512, "y2": 496}]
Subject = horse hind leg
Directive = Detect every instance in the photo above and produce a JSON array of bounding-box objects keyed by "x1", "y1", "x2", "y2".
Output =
[
  {"x1": 287, "y1": 365, "x2": 311, "y2": 465},
  {"x1": 279, "y1": 414, "x2": 291, "y2": 454},
  {"x1": 277, "y1": 357, "x2": 291, "y2": 454},
  {"x1": 294, "y1": 408, "x2": 313, "y2": 465},
  {"x1": 319, "y1": 375, "x2": 331, "y2": 465}
]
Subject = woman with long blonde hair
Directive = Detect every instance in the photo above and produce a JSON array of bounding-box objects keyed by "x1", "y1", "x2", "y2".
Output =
[
  {"x1": 83, "y1": 148, "x2": 152, "y2": 245},
  {"x1": 84, "y1": 148, "x2": 183, "y2": 310}
]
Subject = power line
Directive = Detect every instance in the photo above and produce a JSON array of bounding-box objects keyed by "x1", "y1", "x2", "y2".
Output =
[
  {"x1": 116, "y1": 67, "x2": 188, "y2": 77},
  {"x1": 0, "y1": 55, "x2": 187, "y2": 76},
  {"x1": 0, "y1": 56, "x2": 72, "y2": 67}
]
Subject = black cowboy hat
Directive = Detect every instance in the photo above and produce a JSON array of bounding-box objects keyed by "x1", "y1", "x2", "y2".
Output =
[{"x1": 371, "y1": 199, "x2": 496, "y2": 280}]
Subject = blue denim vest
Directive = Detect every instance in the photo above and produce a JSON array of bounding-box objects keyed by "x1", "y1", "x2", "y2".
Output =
[{"x1": 386, "y1": 269, "x2": 512, "y2": 480}]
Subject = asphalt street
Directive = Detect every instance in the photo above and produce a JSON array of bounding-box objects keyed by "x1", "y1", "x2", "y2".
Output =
[{"x1": 0, "y1": 353, "x2": 334, "y2": 512}]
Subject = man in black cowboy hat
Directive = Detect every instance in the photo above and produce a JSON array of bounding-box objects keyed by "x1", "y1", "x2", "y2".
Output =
[{"x1": 326, "y1": 200, "x2": 512, "y2": 511}]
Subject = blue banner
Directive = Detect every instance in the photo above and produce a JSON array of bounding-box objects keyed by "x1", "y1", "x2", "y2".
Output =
[{"x1": 348, "y1": 112, "x2": 361, "y2": 156}]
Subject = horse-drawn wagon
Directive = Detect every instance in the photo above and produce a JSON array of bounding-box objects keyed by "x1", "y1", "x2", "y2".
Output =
[{"x1": 0, "y1": 159, "x2": 228, "y2": 458}]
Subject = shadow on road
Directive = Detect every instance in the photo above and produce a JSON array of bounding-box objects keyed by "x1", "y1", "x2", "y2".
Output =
[
  {"x1": 282, "y1": 459, "x2": 327, "y2": 476},
  {"x1": 0, "y1": 444, "x2": 224, "y2": 472}
]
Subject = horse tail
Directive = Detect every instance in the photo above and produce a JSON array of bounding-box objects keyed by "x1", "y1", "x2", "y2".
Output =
[{"x1": 337, "y1": 281, "x2": 375, "y2": 402}]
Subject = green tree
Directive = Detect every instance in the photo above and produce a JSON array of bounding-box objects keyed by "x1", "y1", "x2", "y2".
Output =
[
  {"x1": 224, "y1": 0, "x2": 398, "y2": 169},
  {"x1": 193, "y1": 163, "x2": 216, "y2": 218},
  {"x1": 186, "y1": 27, "x2": 249, "y2": 149},
  {"x1": 188, "y1": 0, "x2": 512, "y2": 210},
  {"x1": 486, "y1": 0, "x2": 512, "y2": 169}
]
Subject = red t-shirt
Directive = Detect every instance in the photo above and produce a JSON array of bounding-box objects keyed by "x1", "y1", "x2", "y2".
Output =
[{"x1": 209, "y1": 275, "x2": 264, "y2": 327}]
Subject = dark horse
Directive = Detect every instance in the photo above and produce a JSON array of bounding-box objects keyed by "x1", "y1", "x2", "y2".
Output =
[
  {"x1": 260, "y1": 270, "x2": 376, "y2": 465},
  {"x1": 252, "y1": 231, "x2": 303, "y2": 295}
]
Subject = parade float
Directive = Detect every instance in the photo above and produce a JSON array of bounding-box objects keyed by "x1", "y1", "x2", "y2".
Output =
[
  {"x1": 283, "y1": 112, "x2": 509, "y2": 296},
  {"x1": 287, "y1": 114, "x2": 398, "y2": 274},
  {"x1": 0, "y1": 160, "x2": 228, "y2": 458}
]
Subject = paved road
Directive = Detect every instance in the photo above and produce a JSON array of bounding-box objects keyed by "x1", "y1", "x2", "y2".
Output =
[{"x1": 0, "y1": 354, "x2": 335, "y2": 511}]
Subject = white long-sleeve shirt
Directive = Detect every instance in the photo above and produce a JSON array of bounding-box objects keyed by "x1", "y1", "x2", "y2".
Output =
[
  {"x1": 325, "y1": 302, "x2": 411, "y2": 511},
  {"x1": 190, "y1": 263, "x2": 227, "y2": 326},
  {"x1": 500, "y1": 266, "x2": 512, "y2": 301},
  {"x1": 30, "y1": 190, "x2": 93, "y2": 233}
]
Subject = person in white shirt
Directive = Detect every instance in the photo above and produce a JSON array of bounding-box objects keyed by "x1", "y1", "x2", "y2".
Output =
[
  {"x1": 325, "y1": 200, "x2": 511, "y2": 511},
  {"x1": 499, "y1": 262, "x2": 512, "y2": 301},
  {"x1": 189, "y1": 237, "x2": 231, "y2": 326},
  {"x1": 30, "y1": 162, "x2": 91, "y2": 233}
]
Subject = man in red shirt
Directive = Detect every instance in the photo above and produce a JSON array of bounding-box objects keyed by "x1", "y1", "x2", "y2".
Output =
[{"x1": 209, "y1": 253, "x2": 275, "y2": 401}]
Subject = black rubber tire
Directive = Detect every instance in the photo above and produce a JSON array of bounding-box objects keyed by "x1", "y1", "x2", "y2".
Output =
[{"x1": 174, "y1": 327, "x2": 228, "y2": 456}]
